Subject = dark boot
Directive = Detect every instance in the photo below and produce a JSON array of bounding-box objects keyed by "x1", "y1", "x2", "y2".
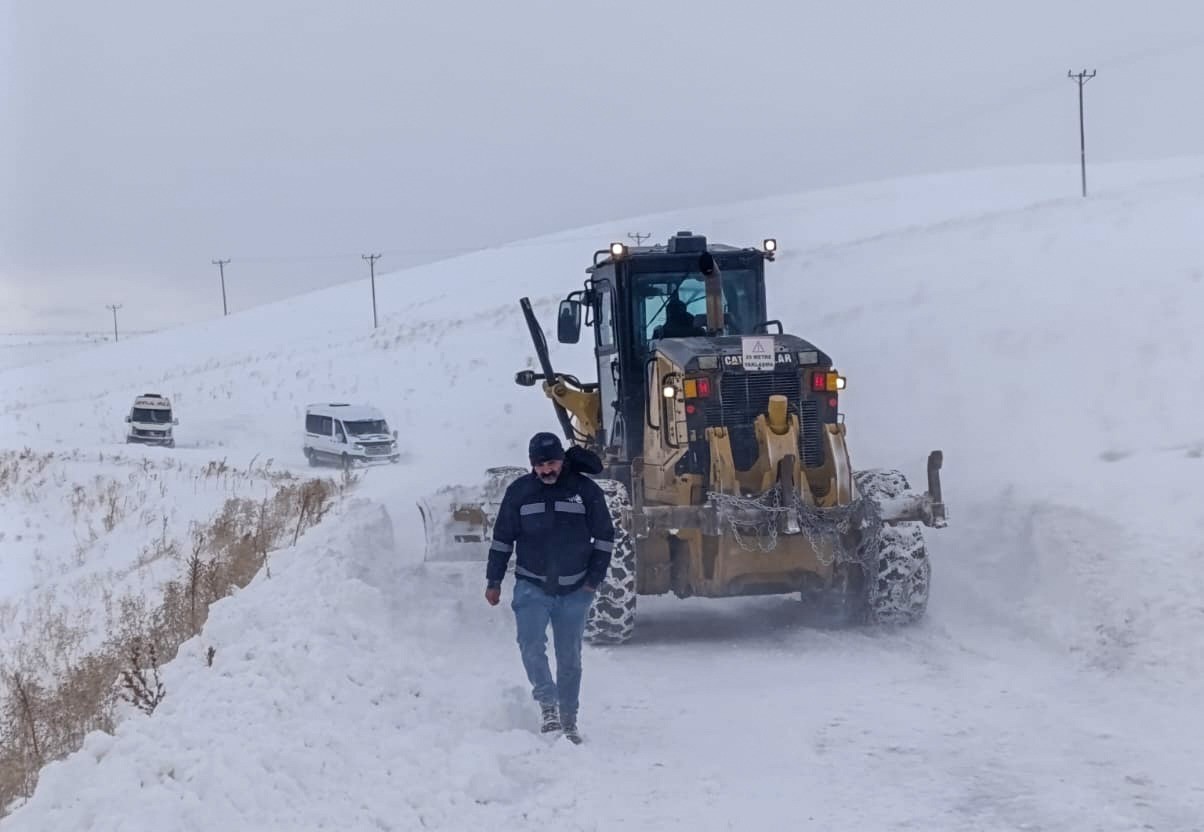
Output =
[
  {"x1": 561, "y1": 714, "x2": 582, "y2": 744},
  {"x1": 540, "y1": 703, "x2": 561, "y2": 733}
]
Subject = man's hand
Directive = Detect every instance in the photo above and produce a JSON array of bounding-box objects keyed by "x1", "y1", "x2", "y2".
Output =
[{"x1": 485, "y1": 586, "x2": 501, "y2": 606}]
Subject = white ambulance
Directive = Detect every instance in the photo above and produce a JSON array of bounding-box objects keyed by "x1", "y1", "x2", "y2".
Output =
[
  {"x1": 303, "y1": 402, "x2": 400, "y2": 467},
  {"x1": 125, "y1": 393, "x2": 177, "y2": 447}
]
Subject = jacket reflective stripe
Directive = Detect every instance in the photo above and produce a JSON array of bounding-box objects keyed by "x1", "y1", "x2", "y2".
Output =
[
  {"x1": 554, "y1": 501, "x2": 586, "y2": 515},
  {"x1": 516, "y1": 565, "x2": 589, "y2": 586},
  {"x1": 490, "y1": 540, "x2": 513, "y2": 553},
  {"x1": 560, "y1": 569, "x2": 587, "y2": 585},
  {"x1": 519, "y1": 503, "x2": 546, "y2": 516},
  {"x1": 593, "y1": 539, "x2": 614, "y2": 552}
]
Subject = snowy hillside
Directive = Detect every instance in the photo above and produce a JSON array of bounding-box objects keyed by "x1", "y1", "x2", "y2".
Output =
[
  {"x1": 0, "y1": 332, "x2": 118, "y2": 372},
  {"x1": 3, "y1": 160, "x2": 1204, "y2": 830}
]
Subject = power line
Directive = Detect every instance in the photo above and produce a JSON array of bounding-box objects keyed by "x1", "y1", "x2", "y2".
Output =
[
  {"x1": 105, "y1": 304, "x2": 123, "y2": 342},
  {"x1": 1067, "y1": 69, "x2": 1097, "y2": 198},
  {"x1": 218, "y1": 229, "x2": 643, "y2": 266},
  {"x1": 362, "y1": 253, "x2": 382, "y2": 329},
  {"x1": 211, "y1": 258, "x2": 231, "y2": 315},
  {"x1": 28, "y1": 230, "x2": 665, "y2": 274},
  {"x1": 227, "y1": 243, "x2": 490, "y2": 265}
]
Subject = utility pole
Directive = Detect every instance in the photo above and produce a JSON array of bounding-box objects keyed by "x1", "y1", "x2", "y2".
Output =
[
  {"x1": 362, "y1": 253, "x2": 382, "y2": 328},
  {"x1": 627, "y1": 232, "x2": 651, "y2": 247},
  {"x1": 211, "y1": 258, "x2": 231, "y2": 315},
  {"x1": 106, "y1": 304, "x2": 122, "y2": 342},
  {"x1": 1067, "y1": 69, "x2": 1097, "y2": 198}
]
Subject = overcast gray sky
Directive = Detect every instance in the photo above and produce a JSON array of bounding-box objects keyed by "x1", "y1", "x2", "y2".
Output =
[{"x1": 3, "y1": 1, "x2": 1202, "y2": 333}]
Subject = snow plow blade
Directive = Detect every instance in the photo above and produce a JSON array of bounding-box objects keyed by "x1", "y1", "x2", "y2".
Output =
[
  {"x1": 418, "y1": 466, "x2": 526, "y2": 562},
  {"x1": 871, "y1": 451, "x2": 948, "y2": 528}
]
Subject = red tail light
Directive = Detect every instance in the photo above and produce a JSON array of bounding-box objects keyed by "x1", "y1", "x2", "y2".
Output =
[{"x1": 696, "y1": 377, "x2": 712, "y2": 397}]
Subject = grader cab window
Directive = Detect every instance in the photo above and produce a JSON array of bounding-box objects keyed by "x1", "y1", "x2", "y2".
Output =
[{"x1": 633, "y1": 269, "x2": 759, "y2": 348}]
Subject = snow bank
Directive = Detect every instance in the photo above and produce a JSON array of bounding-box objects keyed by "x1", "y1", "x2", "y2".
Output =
[{"x1": 3, "y1": 501, "x2": 547, "y2": 829}]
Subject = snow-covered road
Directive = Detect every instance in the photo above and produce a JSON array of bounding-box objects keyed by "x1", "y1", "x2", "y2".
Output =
[{"x1": 382, "y1": 500, "x2": 1204, "y2": 831}]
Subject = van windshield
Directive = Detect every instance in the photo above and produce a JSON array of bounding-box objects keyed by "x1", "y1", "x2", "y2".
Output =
[
  {"x1": 132, "y1": 407, "x2": 171, "y2": 423},
  {"x1": 344, "y1": 419, "x2": 389, "y2": 436}
]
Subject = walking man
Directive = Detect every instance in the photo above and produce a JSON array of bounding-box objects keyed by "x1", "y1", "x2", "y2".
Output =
[{"x1": 485, "y1": 432, "x2": 615, "y2": 744}]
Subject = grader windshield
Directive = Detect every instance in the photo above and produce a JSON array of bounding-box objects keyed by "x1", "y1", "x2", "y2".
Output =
[{"x1": 632, "y1": 268, "x2": 762, "y2": 349}]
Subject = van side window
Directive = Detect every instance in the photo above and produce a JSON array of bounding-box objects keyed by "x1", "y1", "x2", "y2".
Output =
[{"x1": 307, "y1": 415, "x2": 334, "y2": 435}]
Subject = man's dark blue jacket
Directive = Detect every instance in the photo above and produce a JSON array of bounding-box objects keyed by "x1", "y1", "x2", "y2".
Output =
[{"x1": 486, "y1": 468, "x2": 615, "y2": 595}]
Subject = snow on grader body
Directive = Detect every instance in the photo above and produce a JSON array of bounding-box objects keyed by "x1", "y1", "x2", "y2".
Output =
[{"x1": 418, "y1": 232, "x2": 948, "y2": 643}]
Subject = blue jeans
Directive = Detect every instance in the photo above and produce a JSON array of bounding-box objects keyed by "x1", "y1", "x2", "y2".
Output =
[{"x1": 511, "y1": 578, "x2": 594, "y2": 719}]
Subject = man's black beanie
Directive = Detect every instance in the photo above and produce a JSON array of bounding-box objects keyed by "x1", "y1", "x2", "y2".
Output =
[{"x1": 528, "y1": 431, "x2": 566, "y2": 464}]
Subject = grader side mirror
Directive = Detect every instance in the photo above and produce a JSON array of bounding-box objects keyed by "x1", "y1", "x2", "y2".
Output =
[{"x1": 557, "y1": 299, "x2": 582, "y2": 344}]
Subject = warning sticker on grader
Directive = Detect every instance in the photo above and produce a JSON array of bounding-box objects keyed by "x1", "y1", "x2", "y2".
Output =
[{"x1": 741, "y1": 337, "x2": 776, "y2": 371}]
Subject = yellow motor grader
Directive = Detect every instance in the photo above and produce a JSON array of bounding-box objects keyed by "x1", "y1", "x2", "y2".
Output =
[{"x1": 419, "y1": 231, "x2": 947, "y2": 643}]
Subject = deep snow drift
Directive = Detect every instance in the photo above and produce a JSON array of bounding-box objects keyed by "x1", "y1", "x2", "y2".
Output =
[{"x1": 2, "y1": 160, "x2": 1204, "y2": 830}]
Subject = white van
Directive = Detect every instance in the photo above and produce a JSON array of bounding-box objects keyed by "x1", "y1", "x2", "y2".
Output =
[
  {"x1": 125, "y1": 393, "x2": 177, "y2": 447},
  {"x1": 303, "y1": 402, "x2": 400, "y2": 467}
]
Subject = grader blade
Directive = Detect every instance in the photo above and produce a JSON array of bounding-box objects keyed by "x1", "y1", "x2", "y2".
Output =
[
  {"x1": 865, "y1": 451, "x2": 948, "y2": 528},
  {"x1": 417, "y1": 466, "x2": 527, "y2": 562}
]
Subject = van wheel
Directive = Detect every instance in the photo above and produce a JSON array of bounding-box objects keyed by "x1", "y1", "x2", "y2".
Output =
[
  {"x1": 341, "y1": 453, "x2": 351, "y2": 471},
  {"x1": 305, "y1": 448, "x2": 318, "y2": 467}
]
